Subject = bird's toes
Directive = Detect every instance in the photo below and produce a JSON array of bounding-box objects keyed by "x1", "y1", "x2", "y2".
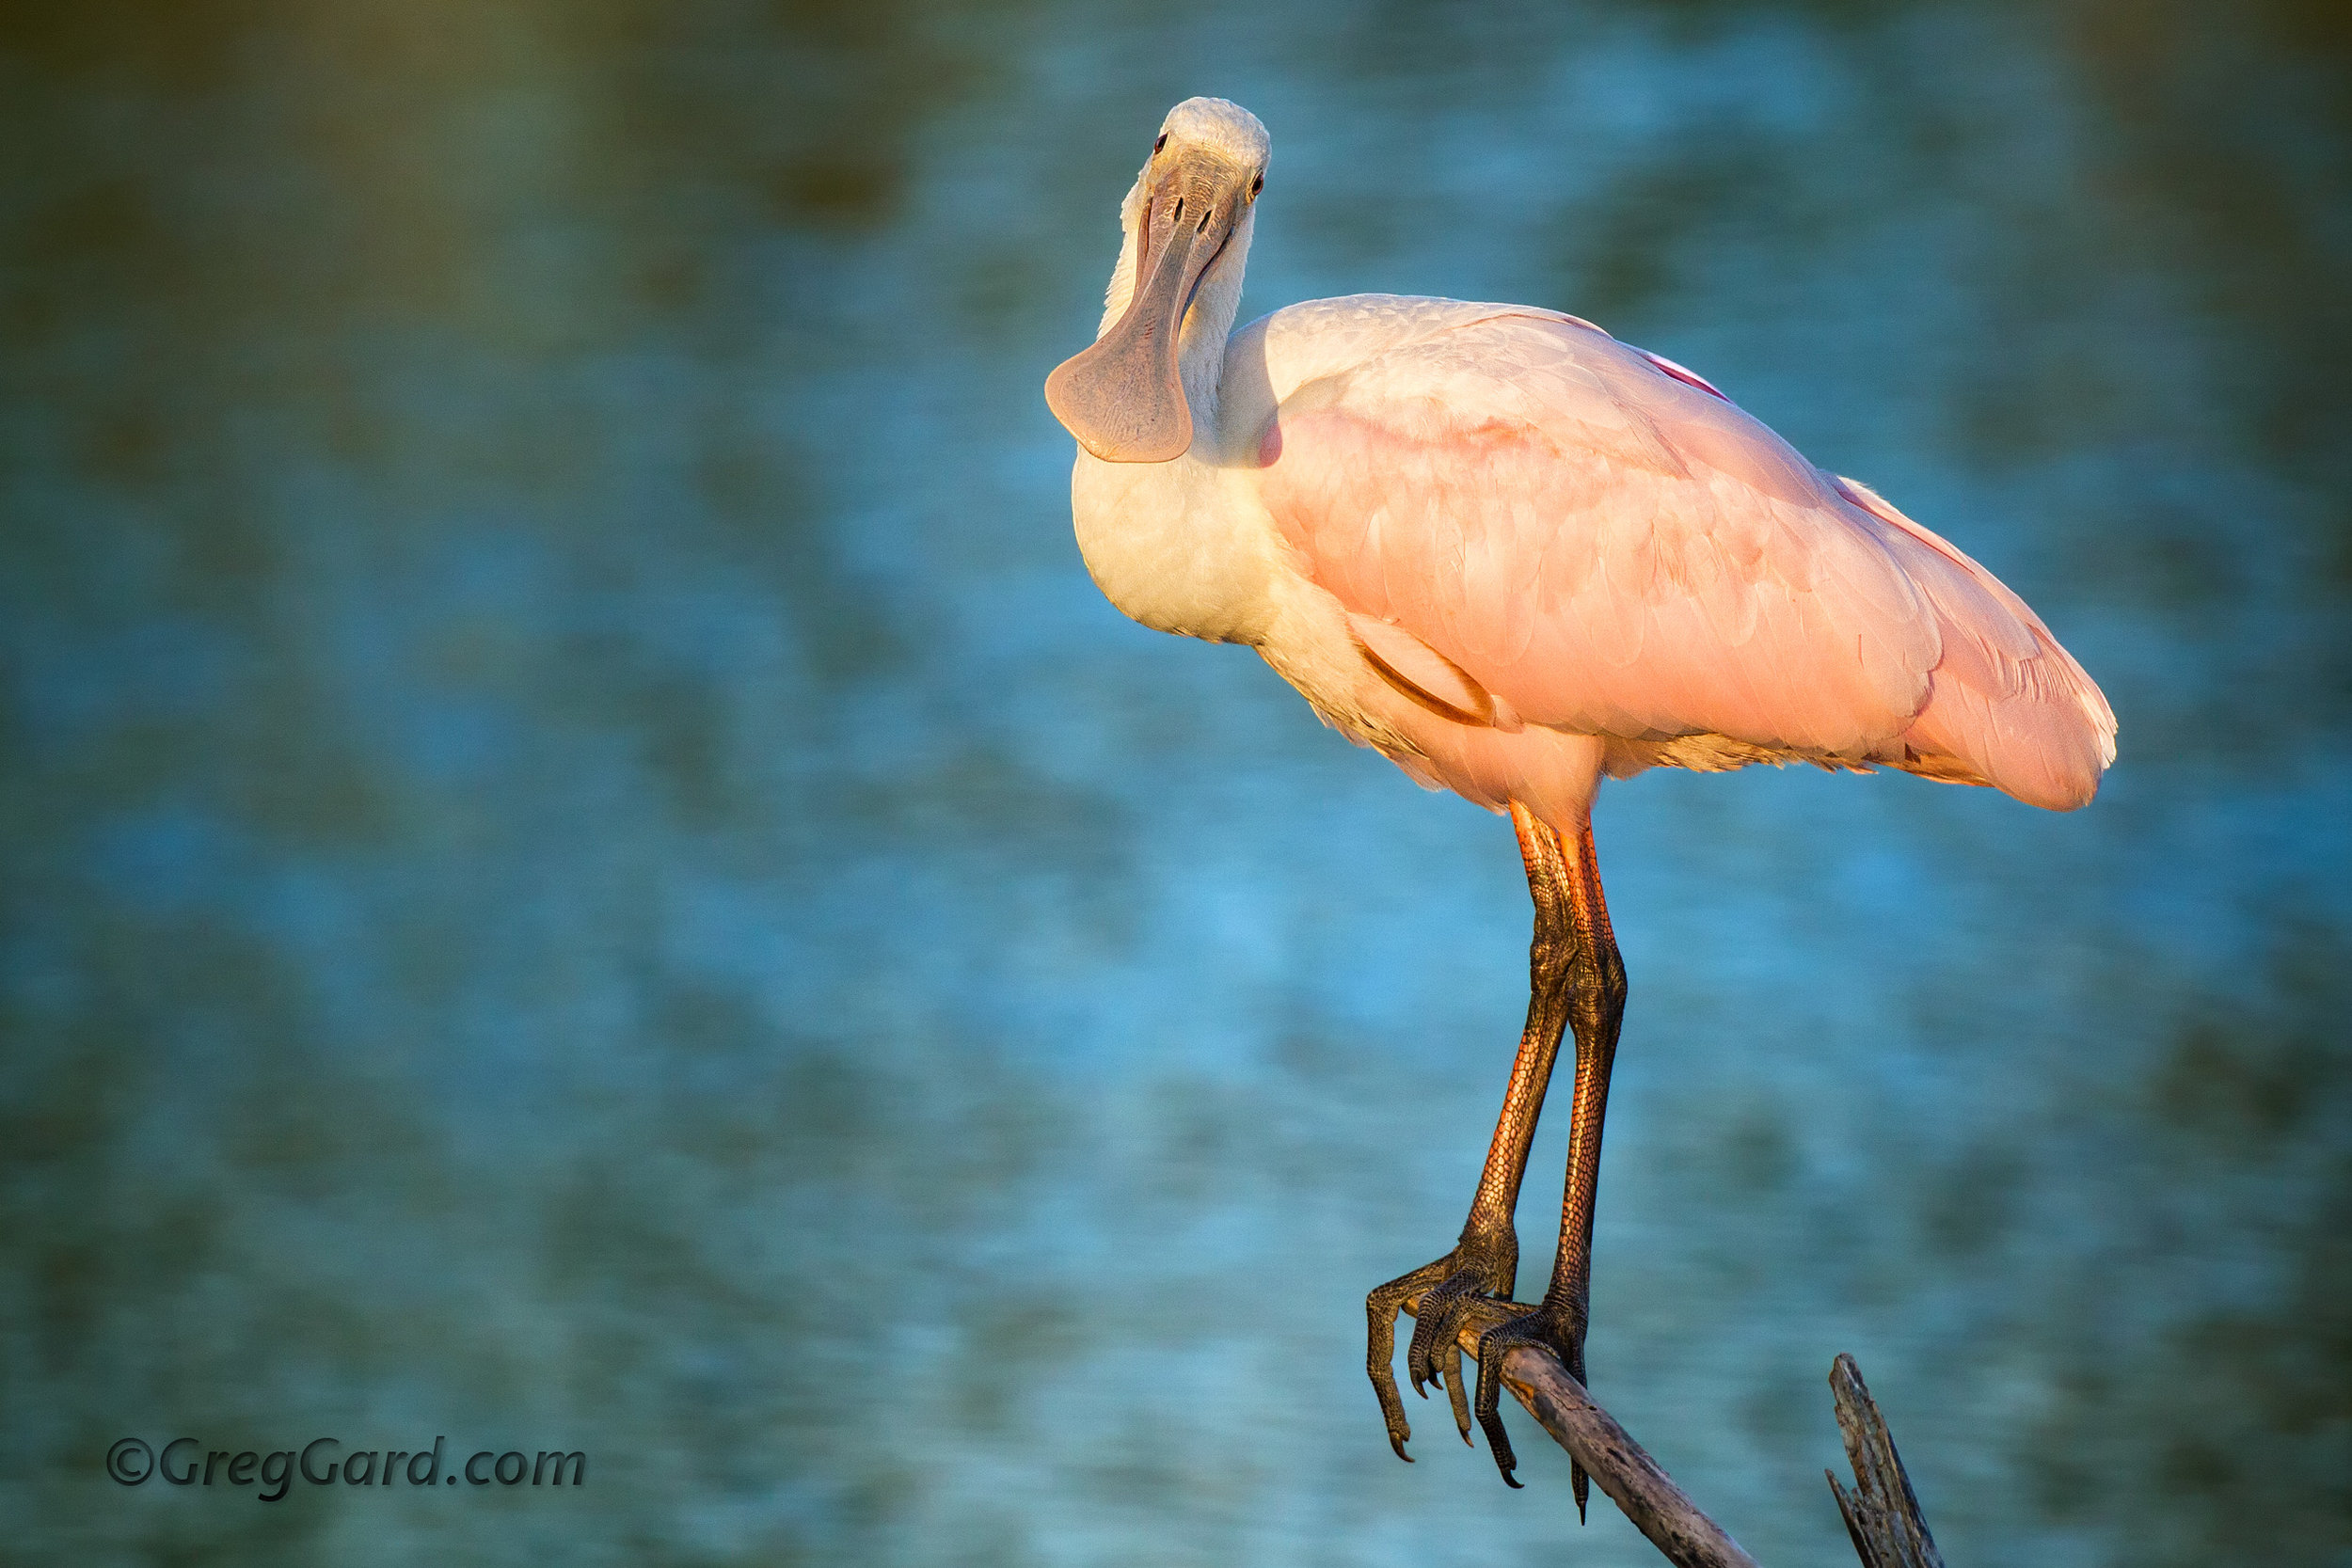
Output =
[
  {"x1": 1368, "y1": 1248, "x2": 1519, "y2": 1463},
  {"x1": 1467, "y1": 1303, "x2": 1586, "y2": 1494}
]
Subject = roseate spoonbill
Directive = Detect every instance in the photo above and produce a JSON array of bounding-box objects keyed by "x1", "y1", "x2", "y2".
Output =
[{"x1": 1043, "y1": 97, "x2": 2115, "y2": 1509}]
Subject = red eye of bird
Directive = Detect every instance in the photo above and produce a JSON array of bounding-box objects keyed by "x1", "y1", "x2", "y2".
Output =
[
  {"x1": 1250, "y1": 172, "x2": 1263, "y2": 198},
  {"x1": 1153, "y1": 134, "x2": 1167, "y2": 153}
]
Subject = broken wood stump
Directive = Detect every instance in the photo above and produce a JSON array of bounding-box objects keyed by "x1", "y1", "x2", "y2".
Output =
[{"x1": 1827, "y1": 1352, "x2": 1946, "y2": 1568}]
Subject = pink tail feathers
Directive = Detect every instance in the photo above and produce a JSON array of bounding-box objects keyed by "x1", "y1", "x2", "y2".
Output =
[
  {"x1": 1899, "y1": 656, "x2": 2114, "y2": 811},
  {"x1": 1836, "y1": 478, "x2": 2118, "y2": 813}
]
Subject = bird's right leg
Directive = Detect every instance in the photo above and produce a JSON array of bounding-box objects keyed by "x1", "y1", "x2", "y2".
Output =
[{"x1": 1367, "y1": 801, "x2": 1579, "y2": 1460}]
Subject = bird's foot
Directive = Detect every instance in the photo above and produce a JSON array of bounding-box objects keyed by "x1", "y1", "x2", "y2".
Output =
[
  {"x1": 1470, "y1": 1298, "x2": 1588, "y2": 1506},
  {"x1": 1365, "y1": 1237, "x2": 1517, "y2": 1461}
]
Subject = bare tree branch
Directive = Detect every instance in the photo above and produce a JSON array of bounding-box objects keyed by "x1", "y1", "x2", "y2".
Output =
[
  {"x1": 1403, "y1": 1298, "x2": 1944, "y2": 1568},
  {"x1": 1404, "y1": 1294, "x2": 1761, "y2": 1568}
]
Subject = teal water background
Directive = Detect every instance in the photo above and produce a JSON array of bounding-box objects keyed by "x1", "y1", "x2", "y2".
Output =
[{"x1": 5, "y1": 2, "x2": 2349, "y2": 1562}]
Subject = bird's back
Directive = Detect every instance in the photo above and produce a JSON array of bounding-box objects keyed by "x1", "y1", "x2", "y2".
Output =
[{"x1": 1242, "y1": 297, "x2": 2114, "y2": 810}]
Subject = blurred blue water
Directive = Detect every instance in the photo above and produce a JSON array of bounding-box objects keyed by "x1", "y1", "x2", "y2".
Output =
[{"x1": 5, "y1": 2, "x2": 2349, "y2": 1563}]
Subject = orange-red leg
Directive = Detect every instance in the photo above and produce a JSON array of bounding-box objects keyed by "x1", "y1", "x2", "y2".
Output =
[
  {"x1": 1470, "y1": 815, "x2": 1626, "y2": 1513},
  {"x1": 1366, "y1": 803, "x2": 1581, "y2": 1458}
]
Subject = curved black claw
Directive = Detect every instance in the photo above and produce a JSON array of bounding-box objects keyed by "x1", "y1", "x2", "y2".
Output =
[
  {"x1": 1366, "y1": 1242, "x2": 1516, "y2": 1461},
  {"x1": 1470, "y1": 1300, "x2": 1585, "y2": 1496}
]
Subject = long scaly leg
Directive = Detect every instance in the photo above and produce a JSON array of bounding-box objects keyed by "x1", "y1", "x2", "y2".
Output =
[
  {"x1": 1367, "y1": 803, "x2": 1579, "y2": 1457},
  {"x1": 1468, "y1": 816, "x2": 1625, "y2": 1518}
]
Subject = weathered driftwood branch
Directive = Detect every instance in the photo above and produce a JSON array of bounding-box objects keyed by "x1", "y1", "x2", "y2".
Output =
[
  {"x1": 1826, "y1": 1353, "x2": 1946, "y2": 1568},
  {"x1": 1403, "y1": 1292, "x2": 1761, "y2": 1568},
  {"x1": 1402, "y1": 1297, "x2": 1943, "y2": 1568}
]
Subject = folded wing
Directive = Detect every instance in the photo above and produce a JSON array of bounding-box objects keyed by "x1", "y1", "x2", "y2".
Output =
[{"x1": 1254, "y1": 309, "x2": 2113, "y2": 810}]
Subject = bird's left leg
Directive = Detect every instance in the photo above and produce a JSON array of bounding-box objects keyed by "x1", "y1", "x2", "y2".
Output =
[
  {"x1": 1367, "y1": 802, "x2": 1579, "y2": 1459},
  {"x1": 1467, "y1": 817, "x2": 1626, "y2": 1515}
]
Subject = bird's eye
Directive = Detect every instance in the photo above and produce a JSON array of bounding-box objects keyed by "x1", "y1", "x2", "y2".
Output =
[
  {"x1": 1249, "y1": 172, "x2": 1263, "y2": 198},
  {"x1": 1153, "y1": 134, "x2": 1168, "y2": 153}
]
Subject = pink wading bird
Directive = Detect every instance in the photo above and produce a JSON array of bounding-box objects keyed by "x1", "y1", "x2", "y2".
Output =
[{"x1": 1044, "y1": 97, "x2": 2115, "y2": 1513}]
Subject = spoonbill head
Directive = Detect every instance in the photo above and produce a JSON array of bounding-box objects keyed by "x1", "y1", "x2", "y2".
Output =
[
  {"x1": 1046, "y1": 98, "x2": 1266, "y2": 464},
  {"x1": 1044, "y1": 96, "x2": 2113, "y2": 1515}
]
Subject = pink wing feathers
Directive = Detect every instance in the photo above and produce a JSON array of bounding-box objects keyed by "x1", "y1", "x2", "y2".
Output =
[{"x1": 1254, "y1": 309, "x2": 2114, "y2": 810}]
